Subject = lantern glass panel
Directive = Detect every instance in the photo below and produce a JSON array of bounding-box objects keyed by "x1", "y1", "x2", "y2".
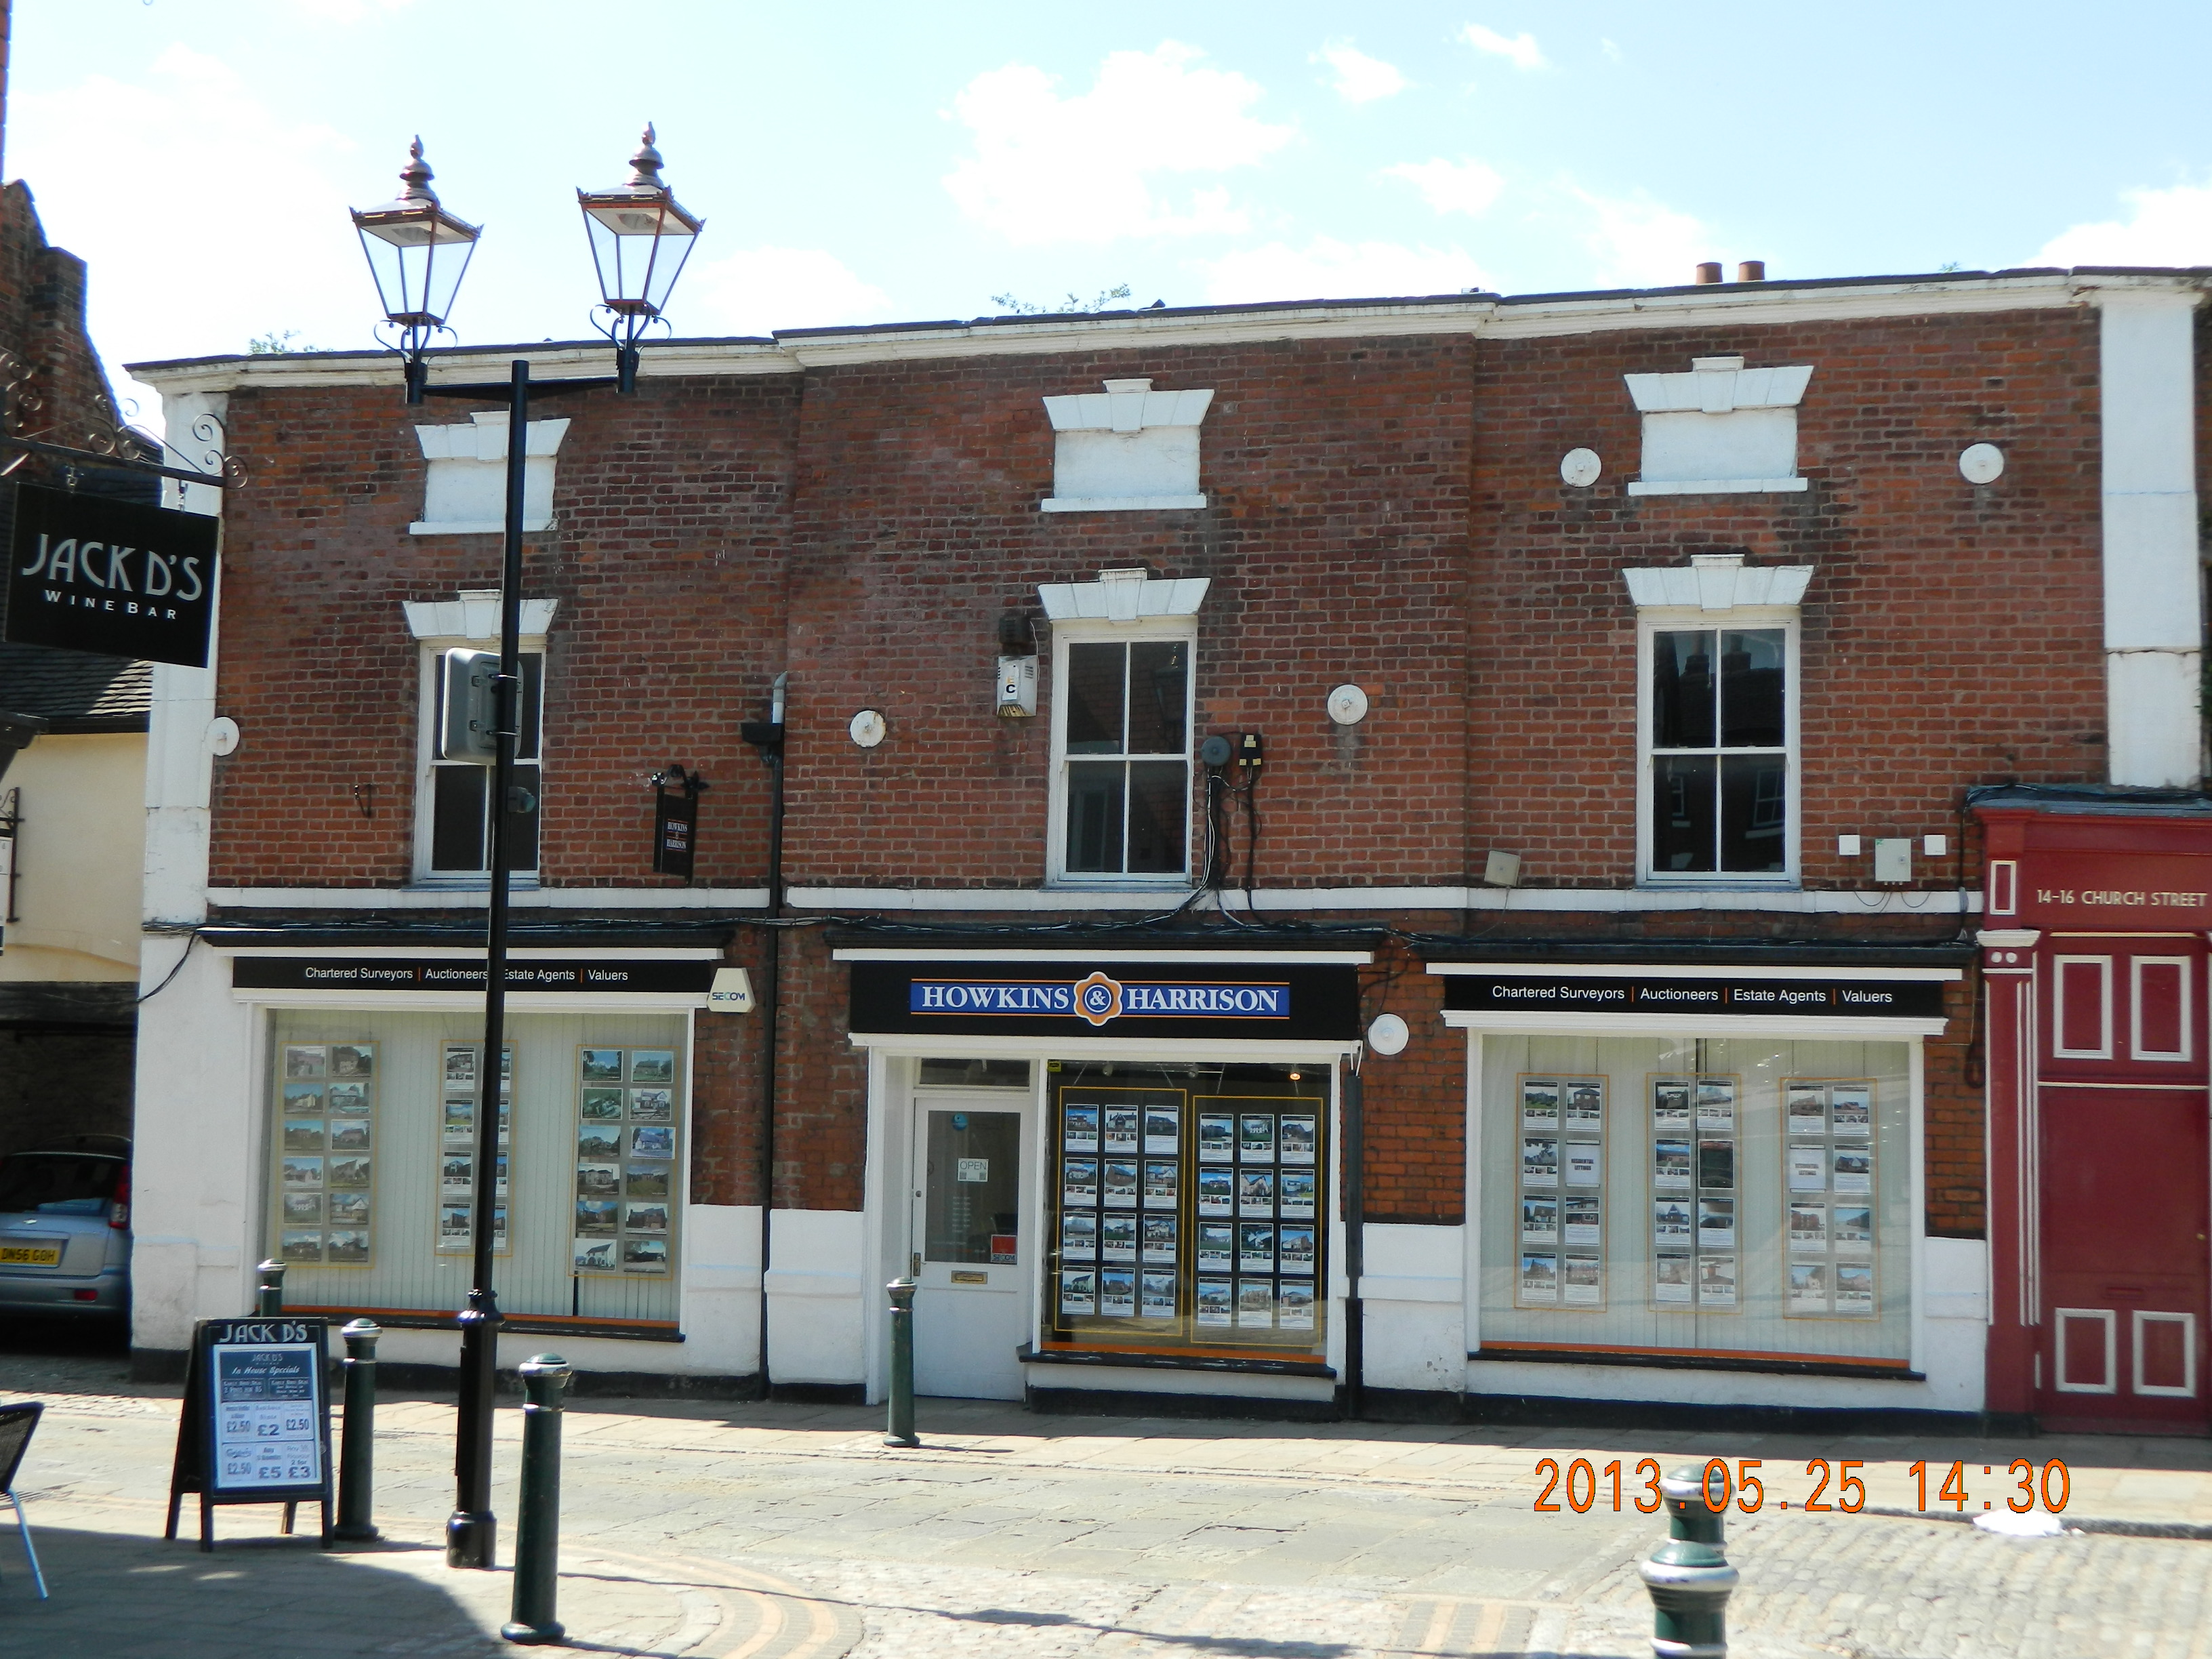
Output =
[
  {"x1": 581, "y1": 199, "x2": 699, "y2": 318},
  {"x1": 354, "y1": 211, "x2": 476, "y2": 327}
]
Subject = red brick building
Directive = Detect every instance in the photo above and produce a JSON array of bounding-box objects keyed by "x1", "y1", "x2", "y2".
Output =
[{"x1": 125, "y1": 264, "x2": 2208, "y2": 1431}]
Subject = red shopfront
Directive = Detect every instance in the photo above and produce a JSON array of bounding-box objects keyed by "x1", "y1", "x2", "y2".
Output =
[{"x1": 1976, "y1": 788, "x2": 2212, "y2": 1434}]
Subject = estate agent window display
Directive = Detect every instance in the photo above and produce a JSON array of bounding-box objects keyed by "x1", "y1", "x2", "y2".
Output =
[
  {"x1": 1481, "y1": 1035, "x2": 1910, "y2": 1366},
  {"x1": 263, "y1": 1014, "x2": 686, "y2": 1323},
  {"x1": 1046, "y1": 1060, "x2": 1328, "y2": 1357}
]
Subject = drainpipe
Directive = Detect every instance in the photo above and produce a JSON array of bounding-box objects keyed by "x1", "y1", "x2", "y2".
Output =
[
  {"x1": 741, "y1": 674, "x2": 787, "y2": 1400},
  {"x1": 1341, "y1": 1054, "x2": 1366, "y2": 1420}
]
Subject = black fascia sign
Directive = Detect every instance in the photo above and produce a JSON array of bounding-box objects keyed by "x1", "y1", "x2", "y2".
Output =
[{"x1": 5, "y1": 482, "x2": 220, "y2": 667}]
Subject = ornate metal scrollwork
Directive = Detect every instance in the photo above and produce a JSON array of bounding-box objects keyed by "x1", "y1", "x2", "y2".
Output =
[
  {"x1": 182, "y1": 409, "x2": 249, "y2": 488},
  {"x1": 0, "y1": 345, "x2": 45, "y2": 439}
]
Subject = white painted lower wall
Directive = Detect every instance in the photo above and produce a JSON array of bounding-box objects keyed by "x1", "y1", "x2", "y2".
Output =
[
  {"x1": 1359, "y1": 1222, "x2": 1466, "y2": 1394},
  {"x1": 1023, "y1": 1363, "x2": 1337, "y2": 1404},
  {"x1": 764, "y1": 1208, "x2": 866, "y2": 1386}
]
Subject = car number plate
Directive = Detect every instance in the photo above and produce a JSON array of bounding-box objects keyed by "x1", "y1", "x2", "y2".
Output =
[{"x1": 0, "y1": 1244, "x2": 62, "y2": 1267}]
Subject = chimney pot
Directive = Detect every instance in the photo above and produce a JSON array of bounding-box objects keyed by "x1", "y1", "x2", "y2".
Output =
[
  {"x1": 1694, "y1": 262, "x2": 1723, "y2": 285},
  {"x1": 1737, "y1": 260, "x2": 1766, "y2": 283}
]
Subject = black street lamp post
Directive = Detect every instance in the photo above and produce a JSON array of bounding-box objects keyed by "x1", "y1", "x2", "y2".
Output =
[{"x1": 350, "y1": 131, "x2": 703, "y2": 1572}]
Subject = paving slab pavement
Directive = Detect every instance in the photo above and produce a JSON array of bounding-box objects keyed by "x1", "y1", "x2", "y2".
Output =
[{"x1": 3, "y1": 1349, "x2": 2211, "y2": 1656}]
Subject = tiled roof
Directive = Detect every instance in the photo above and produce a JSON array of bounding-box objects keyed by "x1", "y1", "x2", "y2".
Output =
[{"x1": 0, "y1": 641, "x2": 151, "y2": 730}]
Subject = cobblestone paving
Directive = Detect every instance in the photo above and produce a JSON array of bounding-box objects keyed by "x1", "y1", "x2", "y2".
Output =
[{"x1": 4, "y1": 1351, "x2": 2211, "y2": 1656}]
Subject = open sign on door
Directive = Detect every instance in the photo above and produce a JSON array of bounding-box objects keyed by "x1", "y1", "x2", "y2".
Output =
[{"x1": 956, "y1": 1158, "x2": 989, "y2": 1183}]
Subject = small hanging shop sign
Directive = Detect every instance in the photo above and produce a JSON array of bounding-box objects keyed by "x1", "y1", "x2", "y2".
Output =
[{"x1": 5, "y1": 483, "x2": 222, "y2": 666}]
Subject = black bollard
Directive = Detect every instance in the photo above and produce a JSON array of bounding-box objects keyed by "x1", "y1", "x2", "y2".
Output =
[
  {"x1": 333, "y1": 1319, "x2": 382, "y2": 1543},
  {"x1": 884, "y1": 1277, "x2": 918, "y2": 1448},
  {"x1": 255, "y1": 1258, "x2": 286, "y2": 1315},
  {"x1": 501, "y1": 1354, "x2": 571, "y2": 1646},
  {"x1": 1640, "y1": 1462, "x2": 1738, "y2": 1658}
]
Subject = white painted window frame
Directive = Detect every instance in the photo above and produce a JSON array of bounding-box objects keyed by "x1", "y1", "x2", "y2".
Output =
[
  {"x1": 2049, "y1": 956, "x2": 2114, "y2": 1060},
  {"x1": 2133, "y1": 1309, "x2": 2198, "y2": 1397},
  {"x1": 2129, "y1": 956, "x2": 2192, "y2": 1061},
  {"x1": 411, "y1": 635, "x2": 549, "y2": 886},
  {"x1": 2053, "y1": 1306, "x2": 2118, "y2": 1393},
  {"x1": 1045, "y1": 615, "x2": 1197, "y2": 888},
  {"x1": 1635, "y1": 609, "x2": 1801, "y2": 887}
]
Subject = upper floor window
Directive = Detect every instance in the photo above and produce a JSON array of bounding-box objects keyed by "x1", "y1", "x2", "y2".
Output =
[
  {"x1": 419, "y1": 649, "x2": 544, "y2": 878},
  {"x1": 1645, "y1": 626, "x2": 1790, "y2": 878},
  {"x1": 1054, "y1": 634, "x2": 1191, "y2": 880}
]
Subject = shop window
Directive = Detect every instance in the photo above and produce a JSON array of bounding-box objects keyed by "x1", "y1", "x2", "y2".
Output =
[
  {"x1": 1479, "y1": 1036, "x2": 1910, "y2": 1365},
  {"x1": 916, "y1": 1057, "x2": 1034, "y2": 1090},
  {"x1": 265, "y1": 1012, "x2": 685, "y2": 1325},
  {"x1": 1050, "y1": 631, "x2": 1193, "y2": 881},
  {"x1": 1645, "y1": 627, "x2": 1793, "y2": 879},
  {"x1": 416, "y1": 649, "x2": 544, "y2": 880},
  {"x1": 1046, "y1": 1061, "x2": 1327, "y2": 1358}
]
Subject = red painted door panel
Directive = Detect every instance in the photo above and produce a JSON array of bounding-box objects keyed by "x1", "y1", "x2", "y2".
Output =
[{"x1": 2037, "y1": 1086, "x2": 2209, "y2": 1431}]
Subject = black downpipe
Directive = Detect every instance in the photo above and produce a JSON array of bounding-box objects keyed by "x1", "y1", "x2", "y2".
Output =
[
  {"x1": 1341, "y1": 1058, "x2": 1366, "y2": 1420},
  {"x1": 742, "y1": 676, "x2": 787, "y2": 1401}
]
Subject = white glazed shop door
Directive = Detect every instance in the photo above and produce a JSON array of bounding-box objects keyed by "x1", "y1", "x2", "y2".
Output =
[{"x1": 909, "y1": 1101, "x2": 1027, "y2": 1399}]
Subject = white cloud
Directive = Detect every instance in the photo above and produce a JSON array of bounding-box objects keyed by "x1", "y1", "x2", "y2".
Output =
[
  {"x1": 9, "y1": 45, "x2": 366, "y2": 432},
  {"x1": 2036, "y1": 181, "x2": 2212, "y2": 268},
  {"x1": 1314, "y1": 40, "x2": 1408, "y2": 104},
  {"x1": 1199, "y1": 237, "x2": 1492, "y2": 305},
  {"x1": 1460, "y1": 24, "x2": 1547, "y2": 72},
  {"x1": 944, "y1": 41, "x2": 1293, "y2": 245},
  {"x1": 1601, "y1": 38, "x2": 1623, "y2": 63},
  {"x1": 684, "y1": 247, "x2": 892, "y2": 335},
  {"x1": 1574, "y1": 188, "x2": 1709, "y2": 288},
  {"x1": 1387, "y1": 157, "x2": 1504, "y2": 218},
  {"x1": 285, "y1": 0, "x2": 420, "y2": 20}
]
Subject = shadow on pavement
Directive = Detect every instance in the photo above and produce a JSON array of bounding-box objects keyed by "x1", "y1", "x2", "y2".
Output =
[{"x1": 0, "y1": 1521, "x2": 512, "y2": 1658}]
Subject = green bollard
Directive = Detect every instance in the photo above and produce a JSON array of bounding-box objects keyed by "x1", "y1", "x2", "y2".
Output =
[
  {"x1": 501, "y1": 1355, "x2": 571, "y2": 1646},
  {"x1": 1639, "y1": 1462, "x2": 1738, "y2": 1658},
  {"x1": 333, "y1": 1319, "x2": 382, "y2": 1543},
  {"x1": 255, "y1": 1258, "x2": 286, "y2": 1316},
  {"x1": 884, "y1": 1277, "x2": 918, "y2": 1448}
]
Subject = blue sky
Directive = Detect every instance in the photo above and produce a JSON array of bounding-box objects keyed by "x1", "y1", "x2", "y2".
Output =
[{"x1": 14, "y1": 1, "x2": 2212, "y2": 426}]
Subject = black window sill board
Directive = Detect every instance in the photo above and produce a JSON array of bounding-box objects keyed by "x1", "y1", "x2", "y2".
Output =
[
  {"x1": 1470, "y1": 1347, "x2": 1921, "y2": 1383},
  {"x1": 1020, "y1": 1343, "x2": 1334, "y2": 1379}
]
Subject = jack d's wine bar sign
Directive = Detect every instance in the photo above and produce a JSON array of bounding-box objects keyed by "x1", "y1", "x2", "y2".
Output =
[{"x1": 5, "y1": 483, "x2": 220, "y2": 667}]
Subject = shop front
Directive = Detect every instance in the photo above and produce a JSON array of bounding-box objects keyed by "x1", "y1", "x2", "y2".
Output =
[
  {"x1": 148, "y1": 929, "x2": 762, "y2": 1385},
  {"x1": 840, "y1": 942, "x2": 1367, "y2": 1412},
  {"x1": 1431, "y1": 945, "x2": 1984, "y2": 1420},
  {"x1": 1975, "y1": 787, "x2": 2212, "y2": 1434}
]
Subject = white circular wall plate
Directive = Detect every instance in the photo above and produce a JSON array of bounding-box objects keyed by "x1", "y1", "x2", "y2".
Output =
[
  {"x1": 205, "y1": 716, "x2": 240, "y2": 756},
  {"x1": 848, "y1": 709, "x2": 887, "y2": 748},
  {"x1": 1366, "y1": 1013, "x2": 1410, "y2": 1056},
  {"x1": 1326, "y1": 684, "x2": 1369, "y2": 725},
  {"x1": 1559, "y1": 447, "x2": 1602, "y2": 488},
  {"x1": 1959, "y1": 443, "x2": 2005, "y2": 485}
]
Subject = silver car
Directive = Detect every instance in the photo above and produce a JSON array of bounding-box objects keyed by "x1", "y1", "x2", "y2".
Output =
[{"x1": 0, "y1": 1143, "x2": 130, "y2": 1318}]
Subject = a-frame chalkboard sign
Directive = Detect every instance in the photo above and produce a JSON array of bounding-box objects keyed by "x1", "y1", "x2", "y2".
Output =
[{"x1": 164, "y1": 1316, "x2": 333, "y2": 1551}]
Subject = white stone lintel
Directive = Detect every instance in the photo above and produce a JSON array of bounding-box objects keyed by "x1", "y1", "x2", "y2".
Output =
[
  {"x1": 1625, "y1": 362, "x2": 1812, "y2": 415},
  {"x1": 1040, "y1": 494, "x2": 1208, "y2": 513},
  {"x1": 1622, "y1": 553, "x2": 1812, "y2": 613},
  {"x1": 403, "y1": 594, "x2": 560, "y2": 641},
  {"x1": 1626, "y1": 476, "x2": 1811, "y2": 496},
  {"x1": 1038, "y1": 567, "x2": 1210, "y2": 623}
]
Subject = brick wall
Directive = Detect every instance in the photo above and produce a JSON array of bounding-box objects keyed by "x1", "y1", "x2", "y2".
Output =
[
  {"x1": 1469, "y1": 308, "x2": 2106, "y2": 892},
  {"x1": 192, "y1": 298, "x2": 2142, "y2": 1244},
  {"x1": 203, "y1": 375, "x2": 800, "y2": 888}
]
